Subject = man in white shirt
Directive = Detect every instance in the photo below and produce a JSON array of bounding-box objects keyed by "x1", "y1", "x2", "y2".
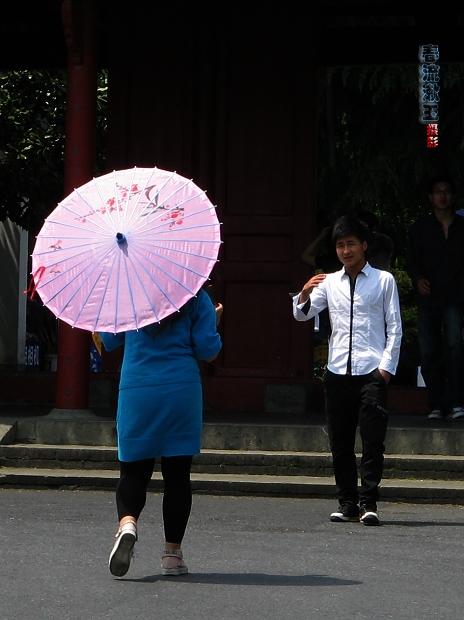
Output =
[{"x1": 293, "y1": 215, "x2": 402, "y2": 525}]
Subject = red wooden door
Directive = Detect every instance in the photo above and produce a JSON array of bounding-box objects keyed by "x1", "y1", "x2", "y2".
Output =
[{"x1": 204, "y1": 8, "x2": 319, "y2": 409}]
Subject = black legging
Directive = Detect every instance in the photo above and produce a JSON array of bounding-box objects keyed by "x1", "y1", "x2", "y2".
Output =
[{"x1": 116, "y1": 455, "x2": 193, "y2": 544}]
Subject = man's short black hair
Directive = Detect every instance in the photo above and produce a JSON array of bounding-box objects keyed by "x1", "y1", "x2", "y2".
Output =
[
  {"x1": 428, "y1": 175, "x2": 456, "y2": 194},
  {"x1": 332, "y1": 215, "x2": 369, "y2": 245}
]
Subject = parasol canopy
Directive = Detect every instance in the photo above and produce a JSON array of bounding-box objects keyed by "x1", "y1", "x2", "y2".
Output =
[{"x1": 31, "y1": 167, "x2": 222, "y2": 332}]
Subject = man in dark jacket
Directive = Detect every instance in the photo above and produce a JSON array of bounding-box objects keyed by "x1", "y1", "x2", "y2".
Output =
[{"x1": 407, "y1": 176, "x2": 464, "y2": 419}]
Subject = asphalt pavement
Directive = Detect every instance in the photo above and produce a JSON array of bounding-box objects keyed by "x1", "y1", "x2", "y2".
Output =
[{"x1": 2, "y1": 488, "x2": 464, "y2": 620}]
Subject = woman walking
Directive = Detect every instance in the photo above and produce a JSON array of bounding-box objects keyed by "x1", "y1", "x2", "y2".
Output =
[{"x1": 99, "y1": 288, "x2": 222, "y2": 577}]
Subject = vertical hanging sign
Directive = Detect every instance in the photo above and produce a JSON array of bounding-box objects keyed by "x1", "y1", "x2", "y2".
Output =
[{"x1": 419, "y1": 44, "x2": 440, "y2": 148}]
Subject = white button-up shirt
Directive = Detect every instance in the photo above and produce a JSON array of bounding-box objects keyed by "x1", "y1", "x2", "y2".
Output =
[{"x1": 293, "y1": 263, "x2": 402, "y2": 376}]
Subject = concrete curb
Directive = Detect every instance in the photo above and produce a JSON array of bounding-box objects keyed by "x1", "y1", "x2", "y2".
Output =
[
  {"x1": 4, "y1": 445, "x2": 464, "y2": 479},
  {"x1": 1, "y1": 468, "x2": 464, "y2": 504}
]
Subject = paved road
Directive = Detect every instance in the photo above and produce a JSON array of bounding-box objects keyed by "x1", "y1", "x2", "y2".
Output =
[{"x1": 2, "y1": 489, "x2": 464, "y2": 620}]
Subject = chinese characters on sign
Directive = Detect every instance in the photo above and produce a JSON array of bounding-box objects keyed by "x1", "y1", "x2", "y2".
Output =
[
  {"x1": 419, "y1": 44, "x2": 440, "y2": 148},
  {"x1": 426, "y1": 123, "x2": 438, "y2": 149}
]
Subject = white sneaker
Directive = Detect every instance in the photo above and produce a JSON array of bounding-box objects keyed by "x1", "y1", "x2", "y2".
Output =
[
  {"x1": 360, "y1": 506, "x2": 380, "y2": 526},
  {"x1": 109, "y1": 520, "x2": 137, "y2": 577},
  {"x1": 329, "y1": 504, "x2": 360, "y2": 522},
  {"x1": 428, "y1": 410, "x2": 444, "y2": 419},
  {"x1": 450, "y1": 407, "x2": 464, "y2": 420}
]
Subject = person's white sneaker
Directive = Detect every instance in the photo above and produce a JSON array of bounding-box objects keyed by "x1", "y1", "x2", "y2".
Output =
[
  {"x1": 329, "y1": 504, "x2": 359, "y2": 522},
  {"x1": 360, "y1": 506, "x2": 380, "y2": 526},
  {"x1": 109, "y1": 520, "x2": 137, "y2": 577},
  {"x1": 428, "y1": 410, "x2": 444, "y2": 420}
]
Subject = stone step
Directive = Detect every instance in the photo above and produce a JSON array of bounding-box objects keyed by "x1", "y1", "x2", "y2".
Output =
[
  {"x1": 2, "y1": 444, "x2": 464, "y2": 481},
  {"x1": 1, "y1": 466, "x2": 464, "y2": 504},
  {"x1": 5, "y1": 416, "x2": 464, "y2": 455}
]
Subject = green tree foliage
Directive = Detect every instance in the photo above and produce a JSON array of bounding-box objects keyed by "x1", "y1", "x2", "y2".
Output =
[
  {"x1": 317, "y1": 64, "x2": 464, "y2": 267},
  {"x1": 0, "y1": 69, "x2": 107, "y2": 234}
]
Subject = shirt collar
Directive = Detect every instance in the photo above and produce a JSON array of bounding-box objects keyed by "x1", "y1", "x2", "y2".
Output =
[{"x1": 341, "y1": 261, "x2": 371, "y2": 278}]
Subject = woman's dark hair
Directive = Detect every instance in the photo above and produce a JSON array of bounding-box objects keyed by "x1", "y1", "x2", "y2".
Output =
[
  {"x1": 332, "y1": 215, "x2": 369, "y2": 245},
  {"x1": 142, "y1": 299, "x2": 191, "y2": 339},
  {"x1": 142, "y1": 279, "x2": 216, "y2": 340}
]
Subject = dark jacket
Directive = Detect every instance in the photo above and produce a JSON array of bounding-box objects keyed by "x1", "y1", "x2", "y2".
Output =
[{"x1": 406, "y1": 213, "x2": 464, "y2": 307}]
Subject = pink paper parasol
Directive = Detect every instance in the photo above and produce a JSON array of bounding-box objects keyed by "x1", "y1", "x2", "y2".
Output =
[{"x1": 31, "y1": 167, "x2": 222, "y2": 332}]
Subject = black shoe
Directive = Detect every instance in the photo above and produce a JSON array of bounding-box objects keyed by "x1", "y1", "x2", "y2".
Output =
[
  {"x1": 330, "y1": 504, "x2": 359, "y2": 522},
  {"x1": 360, "y1": 505, "x2": 380, "y2": 526}
]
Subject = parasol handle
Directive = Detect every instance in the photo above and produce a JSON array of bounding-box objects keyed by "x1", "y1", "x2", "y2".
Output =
[{"x1": 116, "y1": 233, "x2": 126, "y2": 244}]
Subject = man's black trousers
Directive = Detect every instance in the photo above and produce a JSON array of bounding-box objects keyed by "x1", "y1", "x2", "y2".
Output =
[{"x1": 324, "y1": 369, "x2": 388, "y2": 508}]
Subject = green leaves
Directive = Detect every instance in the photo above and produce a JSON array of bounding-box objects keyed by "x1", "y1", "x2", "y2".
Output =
[
  {"x1": 0, "y1": 69, "x2": 107, "y2": 233},
  {"x1": 317, "y1": 64, "x2": 464, "y2": 268}
]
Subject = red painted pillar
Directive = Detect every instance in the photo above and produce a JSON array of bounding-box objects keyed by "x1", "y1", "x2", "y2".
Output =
[{"x1": 55, "y1": 0, "x2": 97, "y2": 410}]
